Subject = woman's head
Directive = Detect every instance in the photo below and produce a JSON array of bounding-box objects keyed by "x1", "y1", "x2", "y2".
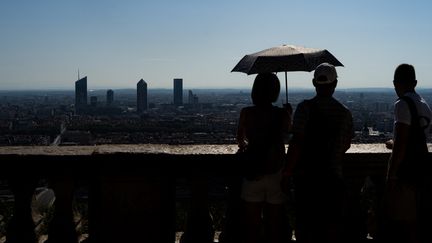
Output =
[{"x1": 251, "y1": 73, "x2": 280, "y2": 105}]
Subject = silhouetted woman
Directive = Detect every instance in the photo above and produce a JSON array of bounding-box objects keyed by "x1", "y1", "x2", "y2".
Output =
[{"x1": 237, "y1": 73, "x2": 291, "y2": 243}]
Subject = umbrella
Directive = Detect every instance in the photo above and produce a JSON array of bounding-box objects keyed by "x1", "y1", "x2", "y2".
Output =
[{"x1": 231, "y1": 44, "x2": 344, "y2": 103}]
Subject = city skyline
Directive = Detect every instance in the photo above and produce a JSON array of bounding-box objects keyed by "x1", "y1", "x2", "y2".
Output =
[
  {"x1": 1, "y1": 86, "x2": 431, "y2": 146},
  {"x1": 1, "y1": 1, "x2": 432, "y2": 90}
]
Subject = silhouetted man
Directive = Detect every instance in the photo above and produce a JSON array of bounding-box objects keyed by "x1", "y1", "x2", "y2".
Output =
[
  {"x1": 384, "y1": 63, "x2": 431, "y2": 243},
  {"x1": 283, "y1": 63, "x2": 353, "y2": 243}
]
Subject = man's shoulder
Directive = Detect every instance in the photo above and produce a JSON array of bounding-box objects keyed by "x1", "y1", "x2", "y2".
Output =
[
  {"x1": 397, "y1": 94, "x2": 432, "y2": 122},
  {"x1": 296, "y1": 100, "x2": 308, "y2": 108},
  {"x1": 394, "y1": 97, "x2": 408, "y2": 108},
  {"x1": 298, "y1": 97, "x2": 323, "y2": 107},
  {"x1": 333, "y1": 98, "x2": 351, "y2": 113},
  {"x1": 296, "y1": 97, "x2": 350, "y2": 113},
  {"x1": 294, "y1": 99, "x2": 313, "y2": 114},
  {"x1": 398, "y1": 92, "x2": 428, "y2": 107}
]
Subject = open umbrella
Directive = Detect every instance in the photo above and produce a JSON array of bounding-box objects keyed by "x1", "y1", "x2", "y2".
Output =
[{"x1": 231, "y1": 44, "x2": 344, "y2": 103}]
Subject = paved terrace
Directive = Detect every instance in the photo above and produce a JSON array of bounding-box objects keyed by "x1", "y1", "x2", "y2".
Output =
[{"x1": 0, "y1": 144, "x2": 431, "y2": 243}]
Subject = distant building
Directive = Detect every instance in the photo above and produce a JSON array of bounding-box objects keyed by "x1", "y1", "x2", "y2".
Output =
[
  {"x1": 188, "y1": 90, "x2": 193, "y2": 104},
  {"x1": 75, "y1": 76, "x2": 87, "y2": 114},
  {"x1": 137, "y1": 79, "x2": 148, "y2": 113},
  {"x1": 107, "y1": 89, "x2": 114, "y2": 106},
  {"x1": 90, "y1": 96, "x2": 97, "y2": 107},
  {"x1": 174, "y1": 78, "x2": 183, "y2": 106},
  {"x1": 375, "y1": 102, "x2": 389, "y2": 112},
  {"x1": 188, "y1": 90, "x2": 198, "y2": 104}
]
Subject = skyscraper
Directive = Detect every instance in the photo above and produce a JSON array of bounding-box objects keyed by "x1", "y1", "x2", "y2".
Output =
[
  {"x1": 188, "y1": 90, "x2": 198, "y2": 104},
  {"x1": 107, "y1": 89, "x2": 114, "y2": 106},
  {"x1": 188, "y1": 90, "x2": 194, "y2": 104},
  {"x1": 75, "y1": 76, "x2": 87, "y2": 114},
  {"x1": 137, "y1": 79, "x2": 148, "y2": 113},
  {"x1": 173, "y1": 78, "x2": 183, "y2": 106}
]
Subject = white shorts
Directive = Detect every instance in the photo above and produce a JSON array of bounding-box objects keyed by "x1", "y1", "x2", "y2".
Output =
[{"x1": 241, "y1": 170, "x2": 287, "y2": 204}]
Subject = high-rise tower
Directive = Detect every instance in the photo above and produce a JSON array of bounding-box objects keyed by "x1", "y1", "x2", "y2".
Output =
[
  {"x1": 75, "y1": 76, "x2": 87, "y2": 114},
  {"x1": 137, "y1": 79, "x2": 148, "y2": 112},
  {"x1": 173, "y1": 78, "x2": 183, "y2": 106},
  {"x1": 107, "y1": 89, "x2": 114, "y2": 106},
  {"x1": 188, "y1": 90, "x2": 198, "y2": 104}
]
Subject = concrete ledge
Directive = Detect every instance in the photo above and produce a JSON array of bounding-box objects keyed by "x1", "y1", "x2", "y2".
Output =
[{"x1": 1, "y1": 143, "x2": 422, "y2": 155}]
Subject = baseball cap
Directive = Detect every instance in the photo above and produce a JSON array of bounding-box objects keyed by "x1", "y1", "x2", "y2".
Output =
[{"x1": 313, "y1": 63, "x2": 337, "y2": 84}]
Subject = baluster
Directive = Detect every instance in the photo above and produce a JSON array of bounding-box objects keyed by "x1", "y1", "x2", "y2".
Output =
[
  {"x1": 45, "y1": 176, "x2": 77, "y2": 243},
  {"x1": 6, "y1": 177, "x2": 38, "y2": 243},
  {"x1": 181, "y1": 175, "x2": 214, "y2": 243}
]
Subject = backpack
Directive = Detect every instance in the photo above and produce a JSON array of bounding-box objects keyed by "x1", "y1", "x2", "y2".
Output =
[{"x1": 397, "y1": 96, "x2": 430, "y2": 183}]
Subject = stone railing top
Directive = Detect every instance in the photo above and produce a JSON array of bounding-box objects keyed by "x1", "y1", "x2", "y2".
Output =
[
  {"x1": 0, "y1": 144, "x2": 237, "y2": 156},
  {"x1": 0, "y1": 143, "x2": 427, "y2": 156}
]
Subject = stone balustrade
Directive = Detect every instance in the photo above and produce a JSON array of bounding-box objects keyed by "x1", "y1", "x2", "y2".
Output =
[{"x1": 0, "y1": 144, "x2": 430, "y2": 243}]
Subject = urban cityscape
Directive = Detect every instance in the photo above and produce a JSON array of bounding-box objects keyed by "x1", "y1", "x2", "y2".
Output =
[{"x1": 1, "y1": 77, "x2": 431, "y2": 147}]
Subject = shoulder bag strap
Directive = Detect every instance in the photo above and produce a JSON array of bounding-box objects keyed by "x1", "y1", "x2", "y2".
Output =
[
  {"x1": 399, "y1": 96, "x2": 427, "y2": 140},
  {"x1": 399, "y1": 96, "x2": 419, "y2": 125}
]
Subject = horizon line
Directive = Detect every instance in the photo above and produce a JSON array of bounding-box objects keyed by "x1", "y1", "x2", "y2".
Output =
[{"x1": 0, "y1": 86, "x2": 432, "y2": 92}]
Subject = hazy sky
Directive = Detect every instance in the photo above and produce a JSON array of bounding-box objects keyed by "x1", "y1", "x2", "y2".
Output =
[{"x1": 1, "y1": 0, "x2": 432, "y2": 90}]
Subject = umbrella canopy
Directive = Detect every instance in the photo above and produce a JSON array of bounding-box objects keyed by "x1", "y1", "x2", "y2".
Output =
[
  {"x1": 232, "y1": 44, "x2": 343, "y2": 74},
  {"x1": 231, "y1": 44, "x2": 344, "y2": 103}
]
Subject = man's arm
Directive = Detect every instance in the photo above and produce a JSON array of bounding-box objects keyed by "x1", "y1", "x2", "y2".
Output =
[
  {"x1": 387, "y1": 122, "x2": 410, "y2": 181},
  {"x1": 283, "y1": 103, "x2": 307, "y2": 176},
  {"x1": 236, "y1": 109, "x2": 247, "y2": 150},
  {"x1": 342, "y1": 111, "x2": 354, "y2": 153},
  {"x1": 284, "y1": 132, "x2": 304, "y2": 176}
]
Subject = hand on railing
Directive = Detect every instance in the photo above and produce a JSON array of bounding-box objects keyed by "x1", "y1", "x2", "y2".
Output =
[{"x1": 385, "y1": 139, "x2": 394, "y2": 150}]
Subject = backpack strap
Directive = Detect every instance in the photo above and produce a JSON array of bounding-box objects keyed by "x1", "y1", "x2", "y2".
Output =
[
  {"x1": 398, "y1": 96, "x2": 429, "y2": 134},
  {"x1": 397, "y1": 96, "x2": 429, "y2": 182}
]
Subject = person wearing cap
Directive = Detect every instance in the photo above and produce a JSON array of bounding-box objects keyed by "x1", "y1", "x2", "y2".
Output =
[
  {"x1": 382, "y1": 63, "x2": 432, "y2": 242},
  {"x1": 283, "y1": 62, "x2": 353, "y2": 243}
]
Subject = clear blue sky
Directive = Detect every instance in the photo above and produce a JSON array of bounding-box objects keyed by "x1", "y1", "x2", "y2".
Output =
[{"x1": 1, "y1": 0, "x2": 432, "y2": 90}]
